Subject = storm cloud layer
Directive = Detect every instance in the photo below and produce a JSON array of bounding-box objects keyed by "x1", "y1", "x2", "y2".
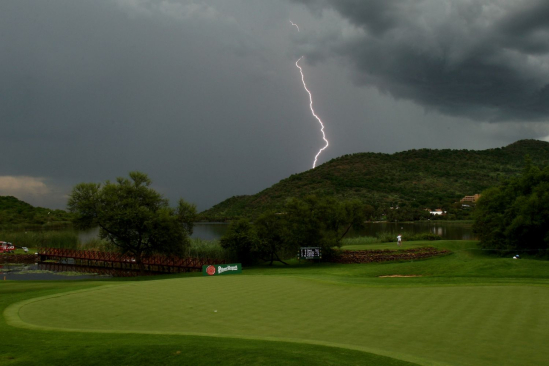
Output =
[{"x1": 293, "y1": 0, "x2": 549, "y2": 122}]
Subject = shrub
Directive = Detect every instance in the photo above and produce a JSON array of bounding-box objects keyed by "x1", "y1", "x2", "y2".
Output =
[
  {"x1": 80, "y1": 237, "x2": 116, "y2": 252},
  {"x1": 376, "y1": 232, "x2": 395, "y2": 243},
  {"x1": 188, "y1": 238, "x2": 233, "y2": 261}
]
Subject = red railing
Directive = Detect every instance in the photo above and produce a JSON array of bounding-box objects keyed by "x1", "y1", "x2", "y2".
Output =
[{"x1": 37, "y1": 248, "x2": 226, "y2": 273}]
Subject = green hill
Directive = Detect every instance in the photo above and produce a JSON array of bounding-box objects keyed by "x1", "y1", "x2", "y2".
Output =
[
  {"x1": 200, "y1": 139, "x2": 549, "y2": 220},
  {"x1": 0, "y1": 196, "x2": 73, "y2": 226}
]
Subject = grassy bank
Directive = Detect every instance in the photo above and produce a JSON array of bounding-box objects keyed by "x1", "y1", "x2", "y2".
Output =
[
  {"x1": 1, "y1": 230, "x2": 232, "y2": 260},
  {"x1": 0, "y1": 230, "x2": 79, "y2": 250}
]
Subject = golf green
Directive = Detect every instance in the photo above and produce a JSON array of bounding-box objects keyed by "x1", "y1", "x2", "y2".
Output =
[{"x1": 7, "y1": 275, "x2": 549, "y2": 366}]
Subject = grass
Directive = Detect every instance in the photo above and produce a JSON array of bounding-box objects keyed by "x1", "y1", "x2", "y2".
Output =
[
  {"x1": 2, "y1": 240, "x2": 549, "y2": 365},
  {"x1": 1, "y1": 229, "x2": 233, "y2": 260},
  {"x1": 0, "y1": 230, "x2": 79, "y2": 250},
  {"x1": 187, "y1": 238, "x2": 233, "y2": 261},
  {"x1": 342, "y1": 235, "x2": 381, "y2": 246},
  {"x1": 0, "y1": 283, "x2": 415, "y2": 366},
  {"x1": 0, "y1": 229, "x2": 116, "y2": 252}
]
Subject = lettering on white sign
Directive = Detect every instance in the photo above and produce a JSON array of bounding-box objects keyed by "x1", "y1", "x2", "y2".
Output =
[{"x1": 218, "y1": 265, "x2": 239, "y2": 274}]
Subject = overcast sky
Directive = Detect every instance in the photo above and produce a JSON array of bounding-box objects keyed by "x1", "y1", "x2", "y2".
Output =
[{"x1": 2, "y1": 0, "x2": 549, "y2": 211}]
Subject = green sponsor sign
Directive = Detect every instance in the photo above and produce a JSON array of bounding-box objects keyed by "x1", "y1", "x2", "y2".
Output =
[{"x1": 203, "y1": 263, "x2": 242, "y2": 276}]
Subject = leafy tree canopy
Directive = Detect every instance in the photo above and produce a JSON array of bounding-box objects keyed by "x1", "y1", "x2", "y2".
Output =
[
  {"x1": 473, "y1": 159, "x2": 549, "y2": 254},
  {"x1": 67, "y1": 172, "x2": 197, "y2": 267},
  {"x1": 219, "y1": 218, "x2": 258, "y2": 265},
  {"x1": 220, "y1": 196, "x2": 368, "y2": 265}
]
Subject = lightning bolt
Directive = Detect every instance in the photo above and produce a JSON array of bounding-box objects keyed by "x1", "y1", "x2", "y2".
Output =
[
  {"x1": 289, "y1": 20, "x2": 300, "y2": 32},
  {"x1": 295, "y1": 57, "x2": 329, "y2": 168},
  {"x1": 291, "y1": 21, "x2": 329, "y2": 168}
]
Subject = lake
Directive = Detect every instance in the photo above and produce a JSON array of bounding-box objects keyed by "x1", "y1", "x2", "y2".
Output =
[
  {"x1": 79, "y1": 222, "x2": 475, "y2": 243},
  {"x1": 192, "y1": 221, "x2": 476, "y2": 241}
]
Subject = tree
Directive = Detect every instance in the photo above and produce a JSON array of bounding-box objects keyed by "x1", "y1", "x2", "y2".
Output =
[
  {"x1": 219, "y1": 219, "x2": 258, "y2": 265},
  {"x1": 219, "y1": 196, "x2": 370, "y2": 265},
  {"x1": 67, "y1": 172, "x2": 197, "y2": 271},
  {"x1": 473, "y1": 161, "x2": 549, "y2": 254},
  {"x1": 220, "y1": 215, "x2": 291, "y2": 266},
  {"x1": 283, "y1": 196, "x2": 368, "y2": 257},
  {"x1": 254, "y1": 212, "x2": 291, "y2": 265}
]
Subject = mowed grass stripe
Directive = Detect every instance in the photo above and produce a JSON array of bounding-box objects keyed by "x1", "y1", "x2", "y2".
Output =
[{"x1": 13, "y1": 276, "x2": 549, "y2": 366}]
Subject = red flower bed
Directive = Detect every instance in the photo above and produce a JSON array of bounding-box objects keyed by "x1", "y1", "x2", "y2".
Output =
[{"x1": 331, "y1": 247, "x2": 450, "y2": 264}]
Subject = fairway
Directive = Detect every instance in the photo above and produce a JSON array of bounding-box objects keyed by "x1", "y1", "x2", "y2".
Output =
[{"x1": 7, "y1": 275, "x2": 549, "y2": 366}]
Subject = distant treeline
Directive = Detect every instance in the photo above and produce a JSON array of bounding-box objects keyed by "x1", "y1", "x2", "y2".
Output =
[{"x1": 0, "y1": 196, "x2": 73, "y2": 227}]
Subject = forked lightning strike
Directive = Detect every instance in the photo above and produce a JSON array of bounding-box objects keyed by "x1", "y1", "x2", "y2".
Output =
[
  {"x1": 291, "y1": 21, "x2": 329, "y2": 168},
  {"x1": 295, "y1": 57, "x2": 329, "y2": 168}
]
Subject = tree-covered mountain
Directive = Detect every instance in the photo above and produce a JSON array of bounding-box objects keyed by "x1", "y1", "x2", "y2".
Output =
[
  {"x1": 199, "y1": 140, "x2": 549, "y2": 220},
  {"x1": 0, "y1": 196, "x2": 73, "y2": 226}
]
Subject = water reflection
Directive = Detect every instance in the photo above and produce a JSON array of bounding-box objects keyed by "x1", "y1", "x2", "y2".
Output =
[
  {"x1": 348, "y1": 222, "x2": 477, "y2": 240},
  {"x1": 77, "y1": 223, "x2": 231, "y2": 244},
  {"x1": 0, "y1": 263, "x2": 115, "y2": 281},
  {"x1": 1, "y1": 261, "x2": 181, "y2": 281}
]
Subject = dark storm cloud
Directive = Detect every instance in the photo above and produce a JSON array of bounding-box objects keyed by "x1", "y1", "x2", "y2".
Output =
[
  {"x1": 496, "y1": 1, "x2": 549, "y2": 54},
  {"x1": 0, "y1": 0, "x2": 309, "y2": 209},
  {"x1": 292, "y1": 0, "x2": 549, "y2": 122}
]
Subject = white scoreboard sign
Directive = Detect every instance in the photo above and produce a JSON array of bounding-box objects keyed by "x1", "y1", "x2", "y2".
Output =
[{"x1": 299, "y1": 247, "x2": 322, "y2": 259}]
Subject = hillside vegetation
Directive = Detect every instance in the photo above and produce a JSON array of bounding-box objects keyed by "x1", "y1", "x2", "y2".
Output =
[
  {"x1": 200, "y1": 139, "x2": 549, "y2": 220},
  {"x1": 0, "y1": 196, "x2": 73, "y2": 227}
]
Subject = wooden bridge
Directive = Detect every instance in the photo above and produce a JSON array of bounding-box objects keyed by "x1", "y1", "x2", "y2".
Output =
[{"x1": 37, "y1": 248, "x2": 227, "y2": 274}]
